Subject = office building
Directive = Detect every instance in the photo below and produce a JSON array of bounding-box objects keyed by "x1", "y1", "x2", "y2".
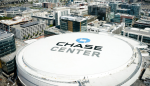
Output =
[
  {"x1": 70, "y1": 4, "x2": 88, "y2": 16},
  {"x1": 133, "y1": 17, "x2": 150, "y2": 29},
  {"x1": 53, "y1": 7, "x2": 70, "y2": 26},
  {"x1": 38, "y1": 0, "x2": 60, "y2": 3},
  {"x1": 87, "y1": 20, "x2": 125, "y2": 34},
  {"x1": 60, "y1": 15, "x2": 87, "y2": 32},
  {"x1": 16, "y1": 32, "x2": 148, "y2": 86},
  {"x1": 3, "y1": 7, "x2": 40, "y2": 18},
  {"x1": 44, "y1": 27, "x2": 72, "y2": 36},
  {"x1": 32, "y1": 12, "x2": 55, "y2": 26},
  {"x1": 0, "y1": 0, "x2": 28, "y2": 5},
  {"x1": 111, "y1": 13, "x2": 134, "y2": 26},
  {"x1": 42, "y1": 2, "x2": 56, "y2": 8},
  {"x1": 88, "y1": 4, "x2": 111, "y2": 21},
  {"x1": 0, "y1": 16, "x2": 32, "y2": 32},
  {"x1": 118, "y1": 3, "x2": 141, "y2": 17},
  {"x1": 0, "y1": 38, "x2": 26, "y2": 75},
  {"x1": 11, "y1": 21, "x2": 46, "y2": 40},
  {"x1": 109, "y1": 2, "x2": 118, "y2": 13},
  {"x1": 0, "y1": 30, "x2": 16, "y2": 58},
  {"x1": 121, "y1": 27, "x2": 150, "y2": 47}
]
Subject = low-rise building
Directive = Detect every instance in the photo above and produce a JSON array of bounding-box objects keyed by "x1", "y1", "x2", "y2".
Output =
[
  {"x1": 111, "y1": 13, "x2": 135, "y2": 27},
  {"x1": 121, "y1": 27, "x2": 150, "y2": 47},
  {"x1": 44, "y1": 26, "x2": 72, "y2": 36},
  {"x1": 11, "y1": 21, "x2": 46, "y2": 40},
  {"x1": 4, "y1": 7, "x2": 40, "y2": 18},
  {"x1": 133, "y1": 17, "x2": 150, "y2": 29},
  {"x1": 42, "y1": 2, "x2": 56, "y2": 8},
  {"x1": 60, "y1": 15, "x2": 87, "y2": 32},
  {"x1": 0, "y1": 16, "x2": 32, "y2": 32},
  {"x1": 32, "y1": 11, "x2": 55, "y2": 26},
  {"x1": 87, "y1": 20, "x2": 125, "y2": 34}
]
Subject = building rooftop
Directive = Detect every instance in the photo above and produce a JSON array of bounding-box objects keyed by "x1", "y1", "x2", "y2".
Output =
[
  {"x1": 45, "y1": 27, "x2": 72, "y2": 35},
  {"x1": 32, "y1": 13, "x2": 55, "y2": 19},
  {"x1": 0, "y1": 16, "x2": 32, "y2": 25},
  {"x1": 11, "y1": 21, "x2": 42, "y2": 29},
  {"x1": 20, "y1": 21, "x2": 39, "y2": 28},
  {"x1": 61, "y1": 15, "x2": 87, "y2": 22},
  {"x1": 53, "y1": 7, "x2": 70, "y2": 11},
  {"x1": 123, "y1": 27, "x2": 150, "y2": 37},
  {"x1": 6, "y1": 7, "x2": 31, "y2": 12}
]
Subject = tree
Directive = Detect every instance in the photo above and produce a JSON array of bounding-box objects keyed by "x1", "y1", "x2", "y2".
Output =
[
  {"x1": 23, "y1": 35, "x2": 26, "y2": 39},
  {"x1": 49, "y1": 24, "x2": 53, "y2": 27},
  {"x1": 39, "y1": 33, "x2": 41, "y2": 35},
  {"x1": 28, "y1": 34, "x2": 30, "y2": 37}
]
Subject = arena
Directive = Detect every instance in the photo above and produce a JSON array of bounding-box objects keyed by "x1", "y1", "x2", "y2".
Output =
[{"x1": 16, "y1": 32, "x2": 147, "y2": 86}]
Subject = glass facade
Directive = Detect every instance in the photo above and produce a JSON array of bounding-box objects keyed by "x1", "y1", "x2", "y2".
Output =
[
  {"x1": 81, "y1": 20, "x2": 87, "y2": 32},
  {"x1": 73, "y1": 21, "x2": 80, "y2": 32},
  {"x1": 0, "y1": 35, "x2": 16, "y2": 57},
  {"x1": 1, "y1": 58, "x2": 16, "y2": 74},
  {"x1": 60, "y1": 19, "x2": 87, "y2": 32},
  {"x1": 142, "y1": 36, "x2": 150, "y2": 44},
  {"x1": 60, "y1": 19, "x2": 68, "y2": 31},
  {"x1": 129, "y1": 33, "x2": 138, "y2": 40},
  {"x1": 133, "y1": 24, "x2": 150, "y2": 29}
]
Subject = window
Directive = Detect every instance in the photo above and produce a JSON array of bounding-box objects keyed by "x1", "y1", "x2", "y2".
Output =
[
  {"x1": 142, "y1": 36, "x2": 150, "y2": 44},
  {"x1": 129, "y1": 33, "x2": 138, "y2": 40}
]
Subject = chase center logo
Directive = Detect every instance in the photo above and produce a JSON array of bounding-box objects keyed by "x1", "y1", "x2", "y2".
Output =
[
  {"x1": 50, "y1": 38, "x2": 102, "y2": 57},
  {"x1": 76, "y1": 38, "x2": 90, "y2": 43}
]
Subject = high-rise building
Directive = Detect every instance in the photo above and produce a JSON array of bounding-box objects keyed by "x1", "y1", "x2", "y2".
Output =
[
  {"x1": 60, "y1": 15, "x2": 87, "y2": 32},
  {"x1": 88, "y1": 4, "x2": 110, "y2": 21}
]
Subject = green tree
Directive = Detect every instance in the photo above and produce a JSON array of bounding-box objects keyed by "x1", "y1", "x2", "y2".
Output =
[
  {"x1": 28, "y1": 34, "x2": 30, "y2": 37},
  {"x1": 23, "y1": 35, "x2": 26, "y2": 39},
  {"x1": 49, "y1": 24, "x2": 53, "y2": 27}
]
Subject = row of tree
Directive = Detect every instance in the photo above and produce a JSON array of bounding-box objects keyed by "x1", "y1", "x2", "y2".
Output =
[
  {"x1": 0, "y1": 17, "x2": 12, "y2": 20},
  {"x1": 23, "y1": 30, "x2": 43, "y2": 40}
]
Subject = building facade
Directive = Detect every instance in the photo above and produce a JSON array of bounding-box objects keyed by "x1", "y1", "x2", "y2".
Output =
[
  {"x1": 54, "y1": 7, "x2": 70, "y2": 26},
  {"x1": 133, "y1": 17, "x2": 150, "y2": 29},
  {"x1": 0, "y1": 0, "x2": 28, "y2": 5},
  {"x1": 32, "y1": 12, "x2": 55, "y2": 26},
  {"x1": 121, "y1": 27, "x2": 150, "y2": 47},
  {"x1": 0, "y1": 30, "x2": 16, "y2": 57},
  {"x1": 0, "y1": 16, "x2": 32, "y2": 32},
  {"x1": 60, "y1": 15, "x2": 87, "y2": 32},
  {"x1": 118, "y1": 3, "x2": 141, "y2": 17},
  {"x1": 111, "y1": 13, "x2": 134, "y2": 26},
  {"x1": 11, "y1": 21, "x2": 46, "y2": 40},
  {"x1": 88, "y1": 4, "x2": 111, "y2": 21}
]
